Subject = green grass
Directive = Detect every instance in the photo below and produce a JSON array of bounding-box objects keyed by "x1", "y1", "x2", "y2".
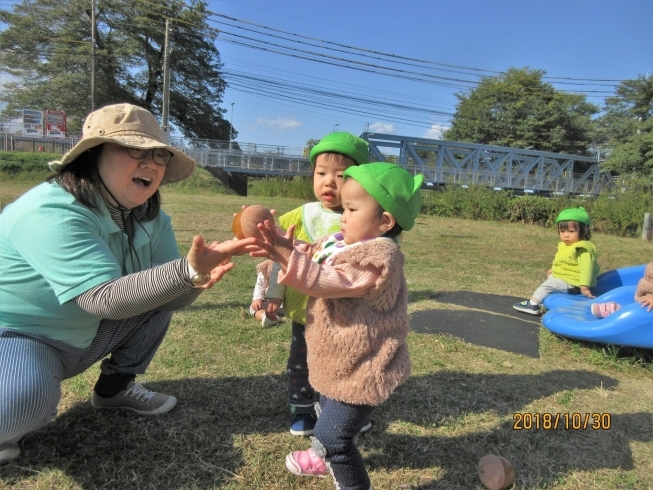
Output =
[{"x1": 1, "y1": 175, "x2": 652, "y2": 490}]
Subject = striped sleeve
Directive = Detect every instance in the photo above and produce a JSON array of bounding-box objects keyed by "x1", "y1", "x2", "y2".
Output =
[{"x1": 74, "y1": 257, "x2": 201, "y2": 319}]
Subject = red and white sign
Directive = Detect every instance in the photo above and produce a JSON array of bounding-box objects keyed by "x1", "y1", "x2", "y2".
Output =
[{"x1": 45, "y1": 110, "x2": 66, "y2": 138}]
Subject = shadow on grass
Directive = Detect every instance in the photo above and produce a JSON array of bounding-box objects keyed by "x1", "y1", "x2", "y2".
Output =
[{"x1": 2, "y1": 370, "x2": 648, "y2": 489}]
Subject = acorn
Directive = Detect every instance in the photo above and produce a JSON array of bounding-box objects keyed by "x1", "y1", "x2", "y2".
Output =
[
  {"x1": 478, "y1": 454, "x2": 515, "y2": 490},
  {"x1": 232, "y1": 205, "x2": 274, "y2": 240}
]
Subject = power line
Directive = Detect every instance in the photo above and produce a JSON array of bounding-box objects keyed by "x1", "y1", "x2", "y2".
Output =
[{"x1": 205, "y1": 10, "x2": 626, "y2": 84}]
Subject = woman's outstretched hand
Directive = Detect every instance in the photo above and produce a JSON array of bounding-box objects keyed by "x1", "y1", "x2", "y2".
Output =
[
  {"x1": 187, "y1": 235, "x2": 259, "y2": 289},
  {"x1": 249, "y1": 221, "x2": 295, "y2": 270}
]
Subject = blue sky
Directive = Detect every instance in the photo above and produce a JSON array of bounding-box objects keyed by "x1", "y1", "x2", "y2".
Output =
[{"x1": 209, "y1": 0, "x2": 653, "y2": 151}]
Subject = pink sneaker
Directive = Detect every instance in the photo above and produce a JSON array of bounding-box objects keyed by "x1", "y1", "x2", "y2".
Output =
[
  {"x1": 591, "y1": 302, "x2": 621, "y2": 318},
  {"x1": 285, "y1": 448, "x2": 327, "y2": 477}
]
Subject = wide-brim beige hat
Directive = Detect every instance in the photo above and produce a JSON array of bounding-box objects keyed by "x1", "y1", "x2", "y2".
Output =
[{"x1": 49, "y1": 103, "x2": 195, "y2": 185}]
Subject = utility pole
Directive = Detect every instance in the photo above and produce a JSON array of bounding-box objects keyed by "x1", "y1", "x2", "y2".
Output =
[
  {"x1": 229, "y1": 102, "x2": 234, "y2": 151},
  {"x1": 161, "y1": 18, "x2": 171, "y2": 143},
  {"x1": 90, "y1": 0, "x2": 96, "y2": 111}
]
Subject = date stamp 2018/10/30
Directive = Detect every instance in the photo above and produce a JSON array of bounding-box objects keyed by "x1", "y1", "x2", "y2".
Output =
[{"x1": 513, "y1": 413, "x2": 612, "y2": 431}]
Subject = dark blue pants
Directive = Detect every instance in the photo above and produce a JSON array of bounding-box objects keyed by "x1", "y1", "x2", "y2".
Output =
[
  {"x1": 312, "y1": 395, "x2": 375, "y2": 490},
  {"x1": 287, "y1": 321, "x2": 316, "y2": 414}
]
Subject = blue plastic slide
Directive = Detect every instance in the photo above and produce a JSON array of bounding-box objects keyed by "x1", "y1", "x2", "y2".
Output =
[
  {"x1": 542, "y1": 284, "x2": 653, "y2": 349},
  {"x1": 542, "y1": 264, "x2": 646, "y2": 310}
]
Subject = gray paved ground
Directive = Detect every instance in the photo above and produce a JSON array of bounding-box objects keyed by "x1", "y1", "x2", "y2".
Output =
[{"x1": 409, "y1": 291, "x2": 541, "y2": 358}]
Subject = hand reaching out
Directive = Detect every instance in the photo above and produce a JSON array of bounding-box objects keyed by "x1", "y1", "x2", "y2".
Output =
[
  {"x1": 187, "y1": 235, "x2": 259, "y2": 289},
  {"x1": 249, "y1": 221, "x2": 296, "y2": 269}
]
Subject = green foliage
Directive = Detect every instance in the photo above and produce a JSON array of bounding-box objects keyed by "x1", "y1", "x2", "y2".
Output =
[
  {"x1": 420, "y1": 185, "x2": 512, "y2": 221},
  {"x1": 588, "y1": 191, "x2": 653, "y2": 237},
  {"x1": 507, "y1": 195, "x2": 558, "y2": 226},
  {"x1": 420, "y1": 185, "x2": 652, "y2": 237},
  {"x1": 444, "y1": 67, "x2": 599, "y2": 155},
  {"x1": 0, "y1": 151, "x2": 58, "y2": 173},
  {"x1": 0, "y1": 0, "x2": 232, "y2": 141},
  {"x1": 249, "y1": 176, "x2": 314, "y2": 200},
  {"x1": 599, "y1": 75, "x2": 653, "y2": 181},
  {"x1": 164, "y1": 167, "x2": 234, "y2": 194}
]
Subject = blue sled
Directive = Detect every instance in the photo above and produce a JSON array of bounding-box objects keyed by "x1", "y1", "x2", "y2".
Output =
[
  {"x1": 542, "y1": 264, "x2": 646, "y2": 310},
  {"x1": 542, "y1": 283, "x2": 653, "y2": 349}
]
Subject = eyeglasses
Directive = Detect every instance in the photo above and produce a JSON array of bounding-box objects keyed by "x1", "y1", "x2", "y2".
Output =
[{"x1": 127, "y1": 147, "x2": 173, "y2": 166}]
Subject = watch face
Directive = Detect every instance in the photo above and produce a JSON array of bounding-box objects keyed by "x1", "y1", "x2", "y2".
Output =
[{"x1": 192, "y1": 273, "x2": 211, "y2": 286}]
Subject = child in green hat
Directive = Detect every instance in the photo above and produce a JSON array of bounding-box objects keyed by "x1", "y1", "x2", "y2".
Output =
[
  {"x1": 262, "y1": 131, "x2": 370, "y2": 436},
  {"x1": 513, "y1": 206, "x2": 600, "y2": 315},
  {"x1": 252, "y1": 162, "x2": 423, "y2": 489}
]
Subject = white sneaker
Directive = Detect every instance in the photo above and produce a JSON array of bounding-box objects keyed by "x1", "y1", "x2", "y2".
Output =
[{"x1": 261, "y1": 313, "x2": 280, "y2": 328}]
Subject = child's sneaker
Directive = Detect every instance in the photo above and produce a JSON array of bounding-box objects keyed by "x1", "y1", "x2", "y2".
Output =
[
  {"x1": 290, "y1": 413, "x2": 316, "y2": 436},
  {"x1": 285, "y1": 448, "x2": 327, "y2": 477},
  {"x1": 591, "y1": 302, "x2": 621, "y2": 318},
  {"x1": 261, "y1": 312, "x2": 280, "y2": 328},
  {"x1": 513, "y1": 300, "x2": 541, "y2": 315}
]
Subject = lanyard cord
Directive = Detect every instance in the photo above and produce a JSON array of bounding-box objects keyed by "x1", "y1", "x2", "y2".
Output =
[{"x1": 98, "y1": 176, "x2": 143, "y2": 275}]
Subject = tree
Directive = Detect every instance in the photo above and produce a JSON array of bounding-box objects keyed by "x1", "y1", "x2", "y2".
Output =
[
  {"x1": 599, "y1": 75, "x2": 653, "y2": 180},
  {"x1": 0, "y1": 0, "x2": 234, "y2": 142},
  {"x1": 443, "y1": 67, "x2": 599, "y2": 155},
  {"x1": 303, "y1": 138, "x2": 320, "y2": 158}
]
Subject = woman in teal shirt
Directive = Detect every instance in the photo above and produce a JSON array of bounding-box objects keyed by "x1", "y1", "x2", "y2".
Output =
[{"x1": 0, "y1": 103, "x2": 256, "y2": 465}]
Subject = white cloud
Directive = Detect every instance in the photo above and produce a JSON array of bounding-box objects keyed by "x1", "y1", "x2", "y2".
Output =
[
  {"x1": 368, "y1": 122, "x2": 395, "y2": 133},
  {"x1": 255, "y1": 117, "x2": 302, "y2": 132},
  {"x1": 422, "y1": 124, "x2": 449, "y2": 140}
]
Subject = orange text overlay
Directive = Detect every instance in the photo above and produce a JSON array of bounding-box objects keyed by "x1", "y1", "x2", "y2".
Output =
[{"x1": 512, "y1": 413, "x2": 611, "y2": 431}]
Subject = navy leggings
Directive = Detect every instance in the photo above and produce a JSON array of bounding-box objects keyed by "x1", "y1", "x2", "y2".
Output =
[
  {"x1": 287, "y1": 321, "x2": 316, "y2": 413},
  {"x1": 312, "y1": 395, "x2": 375, "y2": 490}
]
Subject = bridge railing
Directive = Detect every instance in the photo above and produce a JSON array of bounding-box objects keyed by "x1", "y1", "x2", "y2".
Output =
[
  {"x1": 364, "y1": 133, "x2": 615, "y2": 196},
  {"x1": 187, "y1": 148, "x2": 313, "y2": 175}
]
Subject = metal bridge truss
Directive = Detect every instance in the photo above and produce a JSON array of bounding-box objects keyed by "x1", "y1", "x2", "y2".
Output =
[
  {"x1": 186, "y1": 148, "x2": 312, "y2": 176},
  {"x1": 364, "y1": 133, "x2": 615, "y2": 196}
]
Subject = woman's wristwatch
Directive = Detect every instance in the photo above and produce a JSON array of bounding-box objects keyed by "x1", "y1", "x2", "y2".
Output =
[{"x1": 188, "y1": 262, "x2": 211, "y2": 287}]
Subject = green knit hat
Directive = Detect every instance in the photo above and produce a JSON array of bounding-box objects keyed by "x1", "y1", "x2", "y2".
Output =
[
  {"x1": 309, "y1": 132, "x2": 369, "y2": 165},
  {"x1": 344, "y1": 162, "x2": 424, "y2": 231},
  {"x1": 556, "y1": 207, "x2": 591, "y2": 226}
]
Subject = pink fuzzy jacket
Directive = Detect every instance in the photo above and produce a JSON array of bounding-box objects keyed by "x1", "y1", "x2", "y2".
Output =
[
  {"x1": 635, "y1": 262, "x2": 653, "y2": 302},
  {"x1": 278, "y1": 237, "x2": 411, "y2": 406}
]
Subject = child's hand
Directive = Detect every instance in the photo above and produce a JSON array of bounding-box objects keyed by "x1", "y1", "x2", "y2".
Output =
[
  {"x1": 266, "y1": 298, "x2": 282, "y2": 318},
  {"x1": 639, "y1": 293, "x2": 653, "y2": 312},
  {"x1": 251, "y1": 299, "x2": 264, "y2": 311},
  {"x1": 546, "y1": 269, "x2": 552, "y2": 276},
  {"x1": 250, "y1": 221, "x2": 295, "y2": 269},
  {"x1": 580, "y1": 286, "x2": 595, "y2": 299}
]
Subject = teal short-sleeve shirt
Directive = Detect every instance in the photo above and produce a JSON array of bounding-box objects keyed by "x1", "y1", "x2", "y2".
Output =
[{"x1": 0, "y1": 182, "x2": 180, "y2": 347}]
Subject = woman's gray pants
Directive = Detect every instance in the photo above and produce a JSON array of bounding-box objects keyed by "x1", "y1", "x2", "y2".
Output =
[{"x1": 0, "y1": 310, "x2": 172, "y2": 446}]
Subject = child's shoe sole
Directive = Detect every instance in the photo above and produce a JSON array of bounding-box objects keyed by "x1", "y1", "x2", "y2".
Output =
[{"x1": 285, "y1": 452, "x2": 327, "y2": 477}]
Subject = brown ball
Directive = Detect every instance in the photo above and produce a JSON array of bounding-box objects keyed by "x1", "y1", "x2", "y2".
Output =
[
  {"x1": 478, "y1": 454, "x2": 515, "y2": 490},
  {"x1": 232, "y1": 205, "x2": 274, "y2": 240}
]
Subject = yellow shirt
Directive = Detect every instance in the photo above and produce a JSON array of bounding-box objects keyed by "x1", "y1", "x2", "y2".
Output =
[
  {"x1": 551, "y1": 240, "x2": 599, "y2": 287},
  {"x1": 267, "y1": 202, "x2": 342, "y2": 324}
]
